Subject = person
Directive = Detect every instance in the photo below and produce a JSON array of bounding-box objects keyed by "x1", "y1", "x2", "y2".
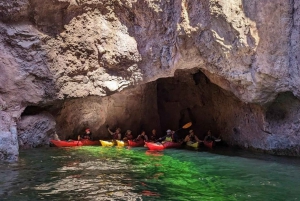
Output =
[
  {"x1": 149, "y1": 129, "x2": 159, "y2": 142},
  {"x1": 123, "y1": 130, "x2": 133, "y2": 141},
  {"x1": 157, "y1": 129, "x2": 179, "y2": 143},
  {"x1": 135, "y1": 130, "x2": 148, "y2": 142},
  {"x1": 78, "y1": 128, "x2": 92, "y2": 140},
  {"x1": 204, "y1": 130, "x2": 218, "y2": 142},
  {"x1": 53, "y1": 132, "x2": 60, "y2": 141},
  {"x1": 184, "y1": 130, "x2": 201, "y2": 144},
  {"x1": 107, "y1": 125, "x2": 122, "y2": 140}
]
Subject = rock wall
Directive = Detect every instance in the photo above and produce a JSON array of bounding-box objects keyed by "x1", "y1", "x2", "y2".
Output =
[
  {"x1": 0, "y1": 0, "x2": 299, "y2": 160},
  {"x1": 157, "y1": 70, "x2": 300, "y2": 155},
  {"x1": 17, "y1": 112, "x2": 56, "y2": 148},
  {"x1": 53, "y1": 82, "x2": 161, "y2": 140}
]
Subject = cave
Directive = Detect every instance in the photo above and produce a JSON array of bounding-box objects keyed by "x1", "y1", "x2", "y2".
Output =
[{"x1": 51, "y1": 70, "x2": 260, "y2": 147}]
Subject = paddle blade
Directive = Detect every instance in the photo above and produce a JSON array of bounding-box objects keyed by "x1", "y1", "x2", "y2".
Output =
[{"x1": 182, "y1": 122, "x2": 192, "y2": 129}]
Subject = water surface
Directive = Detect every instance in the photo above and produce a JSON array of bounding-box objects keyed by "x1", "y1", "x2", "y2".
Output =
[{"x1": 1, "y1": 146, "x2": 300, "y2": 201}]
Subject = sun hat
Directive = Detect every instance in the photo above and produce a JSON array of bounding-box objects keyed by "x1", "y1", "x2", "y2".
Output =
[
  {"x1": 166, "y1": 129, "x2": 171, "y2": 133},
  {"x1": 189, "y1": 130, "x2": 193, "y2": 133}
]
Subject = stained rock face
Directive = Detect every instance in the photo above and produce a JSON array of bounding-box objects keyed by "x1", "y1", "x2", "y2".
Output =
[
  {"x1": 54, "y1": 83, "x2": 161, "y2": 141},
  {"x1": 0, "y1": 0, "x2": 299, "y2": 160},
  {"x1": 17, "y1": 112, "x2": 56, "y2": 148}
]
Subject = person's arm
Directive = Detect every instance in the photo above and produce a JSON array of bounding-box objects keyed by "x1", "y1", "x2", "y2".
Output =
[
  {"x1": 158, "y1": 135, "x2": 166, "y2": 141},
  {"x1": 78, "y1": 135, "x2": 81, "y2": 140},
  {"x1": 118, "y1": 133, "x2": 122, "y2": 140},
  {"x1": 184, "y1": 135, "x2": 189, "y2": 142},
  {"x1": 107, "y1": 128, "x2": 114, "y2": 135},
  {"x1": 195, "y1": 136, "x2": 202, "y2": 142},
  {"x1": 144, "y1": 135, "x2": 148, "y2": 141}
]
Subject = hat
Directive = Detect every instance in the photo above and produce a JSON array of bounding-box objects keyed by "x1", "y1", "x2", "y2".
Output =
[
  {"x1": 189, "y1": 130, "x2": 193, "y2": 133},
  {"x1": 85, "y1": 128, "x2": 90, "y2": 132},
  {"x1": 126, "y1": 130, "x2": 132, "y2": 133},
  {"x1": 166, "y1": 129, "x2": 171, "y2": 133}
]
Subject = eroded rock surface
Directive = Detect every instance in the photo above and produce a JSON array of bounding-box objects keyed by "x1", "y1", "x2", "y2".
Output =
[
  {"x1": 17, "y1": 112, "x2": 56, "y2": 148},
  {"x1": 0, "y1": 0, "x2": 299, "y2": 160}
]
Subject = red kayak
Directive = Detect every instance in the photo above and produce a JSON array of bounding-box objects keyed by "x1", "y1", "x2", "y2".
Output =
[
  {"x1": 145, "y1": 141, "x2": 182, "y2": 150},
  {"x1": 50, "y1": 140, "x2": 100, "y2": 147},
  {"x1": 203, "y1": 141, "x2": 214, "y2": 149},
  {"x1": 128, "y1": 140, "x2": 145, "y2": 147}
]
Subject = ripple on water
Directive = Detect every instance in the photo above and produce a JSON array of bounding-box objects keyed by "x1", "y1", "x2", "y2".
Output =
[{"x1": 1, "y1": 146, "x2": 300, "y2": 201}]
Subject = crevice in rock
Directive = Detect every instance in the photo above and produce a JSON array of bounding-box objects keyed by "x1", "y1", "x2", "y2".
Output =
[{"x1": 21, "y1": 105, "x2": 46, "y2": 116}]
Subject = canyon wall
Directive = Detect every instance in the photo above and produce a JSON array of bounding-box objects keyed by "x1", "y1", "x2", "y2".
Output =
[{"x1": 0, "y1": 0, "x2": 299, "y2": 160}]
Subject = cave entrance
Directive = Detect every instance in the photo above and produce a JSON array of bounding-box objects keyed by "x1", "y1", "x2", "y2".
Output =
[{"x1": 156, "y1": 70, "x2": 225, "y2": 140}]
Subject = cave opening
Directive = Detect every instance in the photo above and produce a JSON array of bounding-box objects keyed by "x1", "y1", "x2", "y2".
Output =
[
  {"x1": 155, "y1": 69, "x2": 239, "y2": 142},
  {"x1": 17, "y1": 69, "x2": 265, "y2": 151}
]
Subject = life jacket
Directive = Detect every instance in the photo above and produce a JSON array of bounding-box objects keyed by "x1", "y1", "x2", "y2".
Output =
[
  {"x1": 189, "y1": 135, "x2": 196, "y2": 142},
  {"x1": 206, "y1": 135, "x2": 214, "y2": 142},
  {"x1": 113, "y1": 133, "x2": 119, "y2": 140},
  {"x1": 82, "y1": 133, "x2": 91, "y2": 140},
  {"x1": 126, "y1": 134, "x2": 133, "y2": 140},
  {"x1": 165, "y1": 136, "x2": 172, "y2": 142}
]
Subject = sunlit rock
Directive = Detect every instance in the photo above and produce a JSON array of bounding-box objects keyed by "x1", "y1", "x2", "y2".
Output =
[{"x1": 0, "y1": 0, "x2": 300, "y2": 160}]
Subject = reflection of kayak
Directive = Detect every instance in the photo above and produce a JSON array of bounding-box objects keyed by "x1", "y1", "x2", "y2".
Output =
[
  {"x1": 116, "y1": 140, "x2": 128, "y2": 147},
  {"x1": 204, "y1": 141, "x2": 214, "y2": 149},
  {"x1": 145, "y1": 150, "x2": 164, "y2": 156},
  {"x1": 128, "y1": 140, "x2": 145, "y2": 147},
  {"x1": 186, "y1": 141, "x2": 198, "y2": 148},
  {"x1": 145, "y1": 142, "x2": 182, "y2": 150},
  {"x1": 100, "y1": 140, "x2": 115, "y2": 147},
  {"x1": 50, "y1": 140, "x2": 100, "y2": 147}
]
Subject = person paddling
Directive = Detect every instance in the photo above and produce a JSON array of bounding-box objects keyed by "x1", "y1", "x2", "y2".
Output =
[
  {"x1": 204, "y1": 130, "x2": 218, "y2": 142},
  {"x1": 78, "y1": 128, "x2": 92, "y2": 140},
  {"x1": 157, "y1": 129, "x2": 179, "y2": 143},
  {"x1": 107, "y1": 126, "x2": 122, "y2": 140},
  {"x1": 149, "y1": 129, "x2": 159, "y2": 142},
  {"x1": 184, "y1": 130, "x2": 201, "y2": 144},
  {"x1": 135, "y1": 130, "x2": 149, "y2": 142},
  {"x1": 123, "y1": 130, "x2": 133, "y2": 141}
]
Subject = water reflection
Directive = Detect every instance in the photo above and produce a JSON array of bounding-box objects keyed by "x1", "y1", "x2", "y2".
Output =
[{"x1": 1, "y1": 146, "x2": 300, "y2": 200}]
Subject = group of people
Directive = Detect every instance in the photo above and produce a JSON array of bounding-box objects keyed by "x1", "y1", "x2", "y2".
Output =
[
  {"x1": 107, "y1": 126, "x2": 157, "y2": 142},
  {"x1": 183, "y1": 129, "x2": 218, "y2": 144},
  {"x1": 77, "y1": 126, "x2": 219, "y2": 145}
]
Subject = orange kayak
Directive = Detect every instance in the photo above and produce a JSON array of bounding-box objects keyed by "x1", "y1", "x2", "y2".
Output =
[
  {"x1": 128, "y1": 140, "x2": 145, "y2": 147},
  {"x1": 145, "y1": 141, "x2": 182, "y2": 150},
  {"x1": 203, "y1": 141, "x2": 214, "y2": 149},
  {"x1": 50, "y1": 140, "x2": 100, "y2": 147}
]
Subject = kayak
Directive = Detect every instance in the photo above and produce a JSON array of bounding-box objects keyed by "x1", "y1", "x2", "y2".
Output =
[
  {"x1": 145, "y1": 142, "x2": 165, "y2": 150},
  {"x1": 100, "y1": 140, "x2": 115, "y2": 147},
  {"x1": 128, "y1": 140, "x2": 145, "y2": 147},
  {"x1": 116, "y1": 140, "x2": 128, "y2": 147},
  {"x1": 50, "y1": 140, "x2": 100, "y2": 147},
  {"x1": 145, "y1": 141, "x2": 182, "y2": 150},
  {"x1": 204, "y1": 141, "x2": 214, "y2": 149},
  {"x1": 186, "y1": 141, "x2": 198, "y2": 148}
]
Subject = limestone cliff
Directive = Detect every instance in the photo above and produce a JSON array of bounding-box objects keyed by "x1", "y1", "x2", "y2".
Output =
[{"x1": 0, "y1": 0, "x2": 299, "y2": 160}]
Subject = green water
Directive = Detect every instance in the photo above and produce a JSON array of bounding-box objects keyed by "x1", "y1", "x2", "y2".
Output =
[{"x1": 1, "y1": 147, "x2": 300, "y2": 201}]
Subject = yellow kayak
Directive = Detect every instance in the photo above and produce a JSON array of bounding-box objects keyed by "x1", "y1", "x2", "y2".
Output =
[
  {"x1": 186, "y1": 141, "x2": 198, "y2": 148},
  {"x1": 100, "y1": 140, "x2": 115, "y2": 147},
  {"x1": 116, "y1": 140, "x2": 128, "y2": 147}
]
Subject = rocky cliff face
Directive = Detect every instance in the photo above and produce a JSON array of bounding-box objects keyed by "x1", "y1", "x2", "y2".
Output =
[{"x1": 0, "y1": 0, "x2": 299, "y2": 160}]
